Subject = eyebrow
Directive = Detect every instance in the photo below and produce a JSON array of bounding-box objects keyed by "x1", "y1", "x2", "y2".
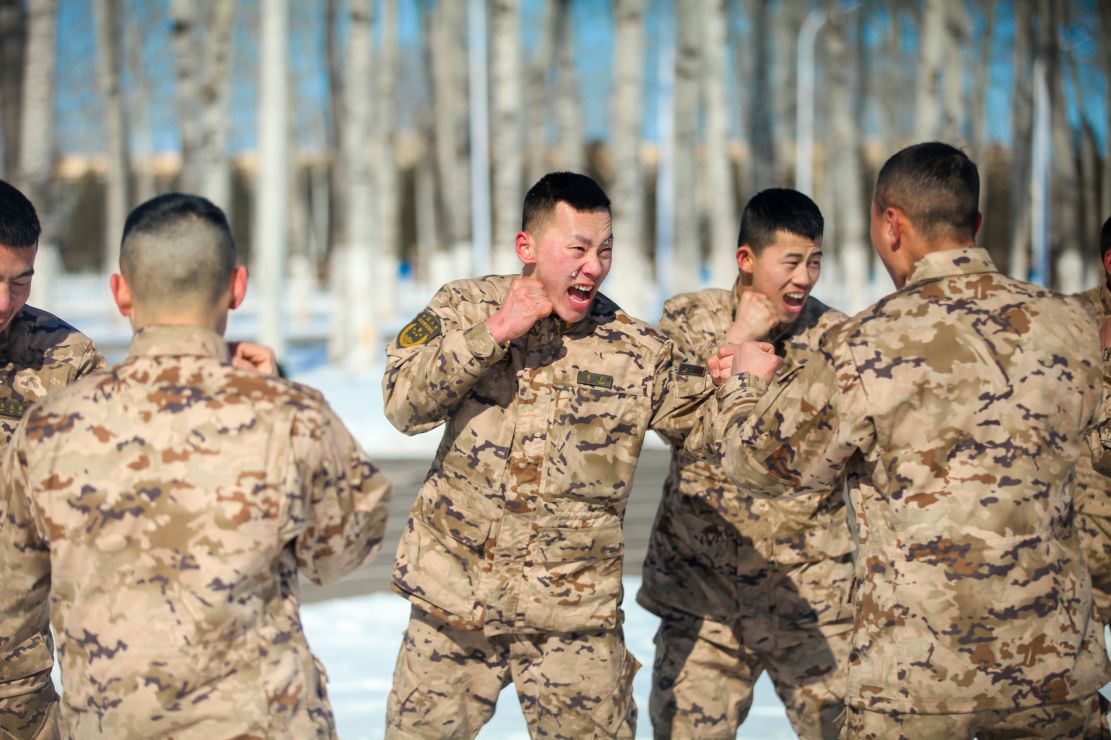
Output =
[{"x1": 12, "y1": 268, "x2": 33, "y2": 279}]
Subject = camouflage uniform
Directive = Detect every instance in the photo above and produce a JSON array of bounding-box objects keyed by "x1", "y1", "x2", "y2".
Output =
[
  {"x1": 0, "y1": 305, "x2": 105, "y2": 447},
  {"x1": 0, "y1": 325, "x2": 392, "y2": 739},
  {"x1": 1073, "y1": 284, "x2": 1111, "y2": 624},
  {"x1": 383, "y1": 276, "x2": 711, "y2": 738},
  {"x1": 638, "y1": 280, "x2": 852, "y2": 740},
  {"x1": 696, "y1": 249, "x2": 1111, "y2": 732}
]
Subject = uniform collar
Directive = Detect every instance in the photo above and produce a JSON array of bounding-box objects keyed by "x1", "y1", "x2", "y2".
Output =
[
  {"x1": 128, "y1": 325, "x2": 229, "y2": 361},
  {"x1": 903, "y1": 247, "x2": 997, "y2": 287}
]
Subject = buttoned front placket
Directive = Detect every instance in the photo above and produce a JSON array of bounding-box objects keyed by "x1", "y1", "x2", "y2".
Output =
[{"x1": 483, "y1": 317, "x2": 563, "y2": 633}]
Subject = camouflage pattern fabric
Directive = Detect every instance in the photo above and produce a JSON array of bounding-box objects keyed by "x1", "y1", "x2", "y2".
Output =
[
  {"x1": 1072, "y1": 284, "x2": 1111, "y2": 624},
  {"x1": 694, "y1": 248, "x2": 1111, "y2": 715},
  {"x1": 386, "y1": 606, "x2": 637, "y2": 739},
  {"x1": 843, "y1": 692, "x2": 1109, "y2": 739},
  {"x1": 638, "y1": 281, "x2": 852, "y2": 738},
  {"x1": 0, "y1": 305, "x2": 105, "y2": 447},
  {"x1": 648, "y1": 609, "x2": 850, "y2": 740},
  {"x1": 382, "y1": 275, "x2": 713, "y2": 734},
  {"x1": 0, "y1": 325, "x2": 392, "y2": 739}
]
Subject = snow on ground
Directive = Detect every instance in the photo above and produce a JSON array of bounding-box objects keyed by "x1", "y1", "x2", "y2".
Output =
[{"x1": 302, "y1": 577, "x2": 797, "y2": 740}]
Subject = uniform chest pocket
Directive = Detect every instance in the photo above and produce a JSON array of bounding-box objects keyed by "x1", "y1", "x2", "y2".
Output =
[{"x1": 544, "y1": 373, "x2": 650, "y2": 504}]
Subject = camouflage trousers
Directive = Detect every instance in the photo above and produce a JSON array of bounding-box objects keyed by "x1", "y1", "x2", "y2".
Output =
[
  {"x1": 385, "y1": 606, "x2": 639, "y2": 739},
  {"x1": 0, "y1": 672, "x2": 58, "y2": 740},
  {"x1": 843, "y1": 693, "x2": 1110, "y2": 739},
  {"x1": 649, "y1": 611, "x2": 851, "y2": 739}
]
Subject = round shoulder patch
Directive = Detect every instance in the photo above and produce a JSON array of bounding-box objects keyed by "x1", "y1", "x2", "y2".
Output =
[{"x1": 397, "y1": 309, "x2": 443, "y2": 348}]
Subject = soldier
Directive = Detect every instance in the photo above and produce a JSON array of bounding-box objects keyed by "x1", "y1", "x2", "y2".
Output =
[
  {"x1": 702, "y1": 142, "x2": 1111, "y2": 737},
  {"x1": 1073, "y1": 214, "x2": 1111, "y2": 626},
  {"x1": 0, "y1": 179, "x2": 105, "y2": 448},
  {"x1": 638, "y1": 188, "x2": 851, "y2": 739},
  {"x1": 383, "y1": 172, "x2": 711, "y2": 738},
  {"x1": 0, "y1": 193, "x2": 393, "y2": 738}
]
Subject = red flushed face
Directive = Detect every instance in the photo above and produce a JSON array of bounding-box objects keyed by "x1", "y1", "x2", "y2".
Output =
[
  {"x1": 517, "y1": 202, "x2": 613, "y2": 323},
  {"x1": 0, "y1": 243, "x2": 36, "y2": 333},
  {"x1": 738, "y1": 231, "x2": 822, "y2": 325}
]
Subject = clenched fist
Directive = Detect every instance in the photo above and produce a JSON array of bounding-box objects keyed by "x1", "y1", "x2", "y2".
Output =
[
  {"x1": 708, "y1": 341, "x2": 782, "y2": 386},
  {"x1": 724, "y1": 291, "x2": 779, "y2": 344},
  {"x1": 486, "y1": 277, "x2": 554, "y2": 344}
]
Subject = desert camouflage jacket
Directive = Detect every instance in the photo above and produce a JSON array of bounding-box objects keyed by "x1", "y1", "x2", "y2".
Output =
[
  {"x1": 0, "y1": 325, "x2": 392, "y2": 739},
  {"x1": 384, "y1": 275, "x2": 712, "y2": 636},
  {"x1": 696, "y1": 248, "x2": 1111, "y2": 713},
  {"x1": 1072, "y1": 283, "x2": 1111, "y2": 623},
  {"x1": 0, "y1": 305, "x2": 105, "y2": 446},
  {"x1": 638, "y1": 281, "x2": 852, "y2": 631}
]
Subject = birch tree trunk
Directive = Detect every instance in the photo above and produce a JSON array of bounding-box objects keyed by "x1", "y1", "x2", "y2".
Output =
[
  {"x1": 1101, "y1": 2, "x2": 1111, "y2": 219},
  {"x1": 170, "y1": 0, "x2": 202, "y2": 192},
  {"x1": 746, "y1": 0, "x2": 775, "y2": 193},
  {"x1": 325, "y1": 0, "x2": 345, "y2": 252},
  {"x1": 429, "y1": 0, "x2": 471, "y2": 286},
  {"x1": 554, "y1": 0, "x2": 582, "y2": 172},
  {"x1": 941, "y1": 0, "x2": 970, "y2": 141},
  {"x1": 94, "y1": 0, "x2": 129, "y2": 273},
  {"x1": 703, "y1": 0, "x2": 734, "y2": 288},
  {"x1": 728, "y1": 1, "x2": 751, "y2": 196},
  {"x1": 606, "y1": 0, "x2": 649, "y2": 317},
  {"x1": 525, "y1": 0, "x2": 555, "y2": 183},
  {"x1": 335, "y1": 0, "x2": 377, "y2": 366},
  {"x1": 0, "y1": 0, "x2": 26, "y2": 178},
  {"x1": 913, "y1": 0, "x2": 946, "y2": 139},
  {"x1": 672, "y1": 0, "x2": 701, "y2": 293},
  {"x1": 1008, "y1": 2, "x2": 1032, "y2": 280},
  {"x1": 825, "y1": 9, "x2": 869, "y2": 312},
  {"x1": 774, "y1": 2, "x2": 803, "y2": 186},
  {"x1": 969, "y1": 0, "x2": 994, "y2": 211},
  {"x1": 491, "y1": 0, "x2": 523, "y2": 273},
  {"x1": 19, "y1": 0, "x2": 55, "y2": 233},
  {"x1": 127, "y1": 10, "x2": 155, "y2": 203},
  {"x1": 373, "y1": 0, "x2": 399, "y2": 321}
]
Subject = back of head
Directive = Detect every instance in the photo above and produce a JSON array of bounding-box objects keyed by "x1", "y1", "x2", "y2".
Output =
[
  {"x1": 874, "y1": 142, "x2": 979, "y2": 243},
  {"x1": 120, "y1": 193, "x2": 236, "y2": 312},
  {"x1": 737, "y1": 188, "x2": 823, "y2": 253},
  {"x1": 0, "y1": 179, "x2": 41, "y2": 248},
  {"x1": 522, "y1": 171, "x2": 610, "y2": 233}
]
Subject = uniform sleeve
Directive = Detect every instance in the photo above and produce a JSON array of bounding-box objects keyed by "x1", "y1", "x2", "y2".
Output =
[
  {"x1": 0, "y1": 430, "x2": 58, "y2": 738},
  {"x1": 382, "y1": 286, "x2": 509, "y2": 435},
  {"x1": 690, "y1": 337, "x2": 874, "y2": 498},
  {"x1": 290, "y1": 401, "x2": 394, "y2": 586},
  {"x1": 648, "y1": 341, "x2": 716, "y2": 447}
]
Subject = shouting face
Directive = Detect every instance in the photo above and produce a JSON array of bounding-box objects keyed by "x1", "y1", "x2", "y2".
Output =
[
  {"x1": 738, "y1": 231, "x2": 822, "y2": 325},
  {"x1": 517, "y1": 201, "x2": 613, "y2": 323}
]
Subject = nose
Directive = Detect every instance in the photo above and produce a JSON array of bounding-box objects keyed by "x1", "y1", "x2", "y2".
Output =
[
  {"x1": 579, "y1": 253, "x2": 602, "y2": 281},
  {"x1": 0, "y1": 287, "x2": 12, "y2": 314},
  {"x1": 792, "y1": 263, "x2": 814, "y2": 288}
]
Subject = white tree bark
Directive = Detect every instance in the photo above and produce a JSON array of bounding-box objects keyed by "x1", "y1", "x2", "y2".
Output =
[
  {"x1": 491, "y1": 0, "x2": 523, "y2": 274},
  {"x1": 606, "y1": 0, "x2": 649, "y2": 316},
  {"x1": 941, "y1": 0, "x2": 970, "y2": 141},
  {"x1": 672, "y1": 0, "x2": 701, "y2": 293},
  {"x1": 553, "y1": 0, "x2": 582, "y2": 173},
  {"x1": 170, "y1": 0, "x2": 202, "y2": 192},
  {"x1": 913, "y1": 0, "x2": 946, "y2": 140},
  {"x1": 525, "y1": 0, "x2": 555, "y2": 184},
  {"x1": 373, "y1": 0, "x2": 399, "y2": 323},
  {"x1": 746, "y1": 0, "x2": 776, "y2": 193},
  {"x1": 1008, "y1": 2, "x2": 1032, "y2": 280},
  {"x1": 126, "y1": 9, "x2": 155, "y2": 203},
  {"x1": 253, "y1": 0, "x2": 288, "y2": 358},
  {"x1": 703, "y1": 0, "x2": 735, "y2": 288},
  {"x1": 95, "y1": 0, "x2": 128, "y2": 273},
  {"x1": 825, "y1": 9, "x2": 869, "y2": 312},
  {"x1": 18, "y1": 0, "x2": 55, "y2": 235}
]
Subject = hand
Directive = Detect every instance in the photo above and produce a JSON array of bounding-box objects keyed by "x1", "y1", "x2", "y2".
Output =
[
  {"x1": 486, "y1": 276, "x2": 553, "y2": 344},
  {"x1": 710, "y1": 341, "x2": 781, "y2": 386},
  {"x1": 1101, "y1": 317, "x2": 1111, "y2": 349},
  {"x1": 229, "y1": 341, "x2": 279, "y2": 376},
  {"x1": 724, "y1": 291, "x2": 779, "y2": 344}
]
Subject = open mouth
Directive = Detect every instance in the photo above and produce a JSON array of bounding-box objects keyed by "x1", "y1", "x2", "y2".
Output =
[
  {"x1": 567, "y1": 284, "x2": 594, "y2": 306},
  {"x1": 783, "y1": 292, "x2": 806, "y2": 311}
]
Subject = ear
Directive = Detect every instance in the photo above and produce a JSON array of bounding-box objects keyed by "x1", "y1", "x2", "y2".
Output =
[
  {"x1": 885, "y1": 207, "x2": 904, "y2": 248},
  {"x1": 736, "y1": 245, "x2": 756, "y2": 276},
  {"x1": 972, "y1": 212, "x2": 983, "y2": 239},
  {"x1": 228, "y1": 265, "x2": 248, "y2": 310},
  {"x1": 515, "y1": 231, "x2": 536, "y2": 266},
  {"x1": 110, "y1": 273, "x2": 132, "y2": 317}
]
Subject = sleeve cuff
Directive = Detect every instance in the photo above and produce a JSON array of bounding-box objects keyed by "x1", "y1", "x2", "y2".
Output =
[
  {"x1": 717, "y1": 371, "x2": 768, "y2": 401},
  {"x1": 463, "y1": 321, "x2": 508, "y2": 363}
]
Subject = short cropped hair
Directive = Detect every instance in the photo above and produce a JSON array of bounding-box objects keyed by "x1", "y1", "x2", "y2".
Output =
[
  {"x1": 0, "y1": 179, "x2": 41, "y2": 248},
  {"x1": 120, "y1": 193, "x2": 237, "y2": 307},
  {"x1": 874, "y1": 142, "x2": 980, "y2": 242},
  {"x1": 1100, "y1": 216, "x2": 1111, "y2": 260},
  {"x1": 522, "y1": 172, "x2": 610, "y2": 233},
  {"x1": 737, "y1": 188, "x2": 824, "y2": 253}
]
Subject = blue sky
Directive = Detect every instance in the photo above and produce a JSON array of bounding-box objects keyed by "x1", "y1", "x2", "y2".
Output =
[{"x1": 51, "y1": 0, "x2": 1108, "y2": 156}]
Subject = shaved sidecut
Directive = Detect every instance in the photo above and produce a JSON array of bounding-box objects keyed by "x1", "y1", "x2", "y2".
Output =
[{"x1": 120, "y1": 194, "x2": 237, "y2": 310}]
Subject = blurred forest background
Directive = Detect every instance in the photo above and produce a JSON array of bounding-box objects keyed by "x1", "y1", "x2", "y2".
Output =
[{"x1": 0, "y1": 0, "x2": 1106, "y2": 363}]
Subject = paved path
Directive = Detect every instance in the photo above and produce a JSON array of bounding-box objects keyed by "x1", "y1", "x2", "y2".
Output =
[{"x1": 303, "y1": 448, "x2": 672, "y2": 603}]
